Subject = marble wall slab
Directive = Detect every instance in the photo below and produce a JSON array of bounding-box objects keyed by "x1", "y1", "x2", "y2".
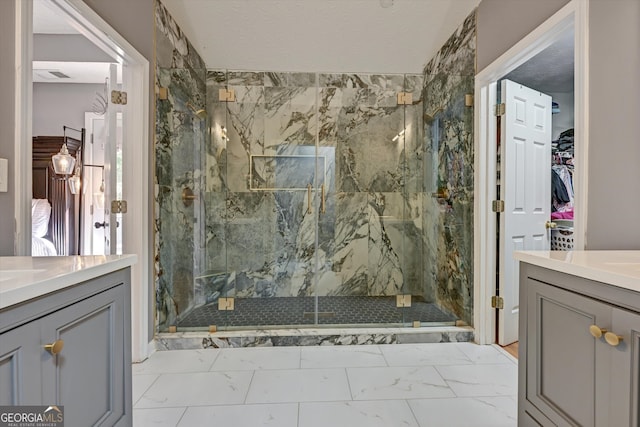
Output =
[
  {"x1": 155, "y1": 0, "x2": 207, "y2": 330},
  {"x1": 422, "y1": 10, "x2": 476, "y2": 325}
]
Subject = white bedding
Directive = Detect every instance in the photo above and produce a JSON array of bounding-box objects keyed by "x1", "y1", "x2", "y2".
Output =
[{"x1": 32, "y1": 199, "x2": 57, "y2": 256}]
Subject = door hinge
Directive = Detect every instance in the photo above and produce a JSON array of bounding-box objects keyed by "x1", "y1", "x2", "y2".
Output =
[
  {"x1": 492, "y1": 200, "x2": 505, "y2": 213},
  {"x1": 465, "y1": 94, "x2": 474, "y2": 107},
  {"x1": 491, "y1": 296, "x2": 504, "y2": 309},
  {"x1": 219, "y1": 88, "x2": 236, "y2": 102},
  {"x1": 397, "y1": 92, "x2": 413, "y2": 105},
  {"x1": 111, "y1": 200, "x2": 128, "y2": 214},
  {"x1": 218, "y1": 297, "x2": 235, "y2": 311},
  {"x1": 111, "y1": 90, "x2": 128, "y2": 105},
  {"x1": 396, "y1": 294, "x2": 412, "y2": 308},
  {"x1": 494, "y1": 103, "x2": 505, "y2": 116}
]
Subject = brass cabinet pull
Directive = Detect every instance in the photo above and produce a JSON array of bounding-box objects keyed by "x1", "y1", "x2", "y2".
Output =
[
  {"x1": 307, "y1": 184, "x2": 312, "y2": 214},
  {"x1": 321, "y1": 184, "x2": 326, "y2": 214},
  {"x1": 589, "y1": 325, "x2": 607, "y2": 338},
  {"x1": 545, "y1": 221, "x2": 557, "y2": 229},
  {"x1": 44, "y1": 339, "x2": 64, "y2": 355},
  {"x1": 604, "y1": 332, "x2": 624, "y2": 347}
]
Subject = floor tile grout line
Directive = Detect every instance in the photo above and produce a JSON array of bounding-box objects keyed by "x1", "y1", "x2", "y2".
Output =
[
  {"x1": 344, "y1": 367, "x2": 355, "y2": 401},
  {"x1": 405, "y1": 398, "x2": 423, "y2": 427},
  {"x1": 242, "y1": 370, "x2": 257, "y2": 405},
  {"x1": 172, "y1": 406, "x2": 189, "y2": 427},
  {"x1": 132, "y1": 373, "x2": 162, "y2": 407},
  {"x1": 206, "y1": 348, "x2": 223, "y2": 371}
]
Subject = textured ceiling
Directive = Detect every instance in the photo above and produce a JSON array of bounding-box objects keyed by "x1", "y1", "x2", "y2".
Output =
[
  {"x1": 160, "y1": 0, "x2": 481, "y2": 74},
  {"x1": 504, "y1": 28, "x2": 574, "y2": 93}
]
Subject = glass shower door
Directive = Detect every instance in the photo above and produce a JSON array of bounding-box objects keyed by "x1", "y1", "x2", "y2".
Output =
[{"x1": 214, "y1": 71, "x2": 322, "y2": 329}]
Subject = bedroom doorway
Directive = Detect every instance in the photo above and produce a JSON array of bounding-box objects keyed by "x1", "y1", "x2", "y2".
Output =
[{"x1": 16, "y1": 0, "x2": 151, "y2": 360}]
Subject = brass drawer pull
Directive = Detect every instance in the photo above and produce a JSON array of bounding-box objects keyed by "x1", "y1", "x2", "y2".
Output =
[
  {"x1": 604, "y1": 332, "x2": 623, "y2": 347},
  {"x1": 307, "y1": 184, "x2": 312, "y2": 214},
  {"x1": 44, "y1": 339, "x2": 64, "y2": 355},
  {"x1": 321, "y1": 184, "x2": 326, "y2": 214},
  {"x1": 589, "y1": 325, "x2": 607, "y2": 338}
]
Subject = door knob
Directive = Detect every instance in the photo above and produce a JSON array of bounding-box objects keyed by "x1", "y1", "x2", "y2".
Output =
[
  {"x1": 44, "y1": 339, "x2": 64, "y2": 355},
  {"x1": 94, "y1": 221, "x2": 108, "y2": 229},
  {"x1": 545, "y1": 221, "x2": 557, "y2": 229},
  {"x1": 589, "y1": 324, "x2": 607, "y2": 338},
  {"x1": 604, "y1": 332, "x2": 623, "y2": 347}
]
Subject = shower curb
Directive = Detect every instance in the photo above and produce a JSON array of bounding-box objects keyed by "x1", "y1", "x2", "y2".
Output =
[{"x1": 154, "y1": 326, "x2": 475, "y2": 349}]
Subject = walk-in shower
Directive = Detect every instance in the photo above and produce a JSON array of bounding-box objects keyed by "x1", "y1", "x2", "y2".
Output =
[{"x1": 154, "y1": 3, "x2": 475, "y2": 334}]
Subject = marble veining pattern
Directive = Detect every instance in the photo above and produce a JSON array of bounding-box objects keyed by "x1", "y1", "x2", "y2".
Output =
[{"x1": 154, "y1": 1, "x2": 477, "y2": 331}]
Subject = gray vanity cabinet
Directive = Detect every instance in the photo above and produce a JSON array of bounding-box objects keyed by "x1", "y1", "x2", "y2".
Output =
[
  {"x1": 0, "y1": 268, "x2": 132, "y2": 426},
  {"x1": 518, "y1": 263, "x2": 640, "y2": 427}
]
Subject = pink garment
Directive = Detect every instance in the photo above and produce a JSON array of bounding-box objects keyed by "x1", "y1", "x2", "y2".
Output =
[{"x1": 551, "y1": 210, "x2": 574, "y2": 220}]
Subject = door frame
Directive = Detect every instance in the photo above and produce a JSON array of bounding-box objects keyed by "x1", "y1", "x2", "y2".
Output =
[
  {"x1": 15, "y1": 0, "x2": 151, "y2": 361},
  {"x1": 473, "y1": 0, "x2": 589, "y2": 345}
]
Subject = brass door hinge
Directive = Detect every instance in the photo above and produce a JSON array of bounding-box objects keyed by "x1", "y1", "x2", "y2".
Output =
[
  {"x1": 465, "y1": 94, "x2": 474, "y2": 107},
  {"x1": 494, "y1": 103, "x2": 505, "y2": 116},
  {"x1": 491, "y1": 296, "x2": 504, "y2": 309},
  {"x1": 218, "y1": 297, "x2": 235, "y2": 311},
  {"x1": 396, "y1": 294, "x2": 412, "y2": 308},
  {"x1": 492, "y1": 200, "x2": 505, "y2": 213},
  {"x1": 111, "y1": 90, "x2": 128, "y2": 105},
  {"x1": 219, "y1": 88, "x2": 236, "y2": 102},
  {"x1": 111, "y1": 200, "x2": 127, "y2": 214},
  {"x1": 397, "y1": 92, "x2": 413, "y2": 105}
]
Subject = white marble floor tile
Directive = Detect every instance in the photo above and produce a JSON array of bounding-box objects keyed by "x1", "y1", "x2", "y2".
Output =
[
  {"x1": 301, "y1": 345, "x2": 387, "y2": 369},
  {"x1": 133, "y1": 407, "x2": 186, "y2": 427},
  {"x1": 136, "y1": 371, "x2": 254, "y2": 408},
  {"x1": 347, "y1": 366, "x2": 455, "y2": 400},
  {"x1": 380, "y1": 343, "x2": 472, "y2": 367},
  {"x1": 245, "y1": 368, "x2": 351, "y2": 403},
  {"x1": 409, "y1": 396, "x2": 517, "y2": 427},
  {"x1": 210, "y1": 346, "x2": 301, "y2": 371},
  {"x1": 455, "y1": 343, "x2": 514, "y2": 364},
  {"x1": 178, "y1": 403, "x2": 298, "y2": 427},
  {"x1": 299, "y1": 400, "x2": 419, "y2": 427},
  {"x1": 132, "y1": 349, "x2": 220, "y2": 374},
  {"x1": 133, "y1": 374, "x2": 159, "y2": 406},
  {"x1": 436, "y1": 364, "x2": 518, "y2": 397}
]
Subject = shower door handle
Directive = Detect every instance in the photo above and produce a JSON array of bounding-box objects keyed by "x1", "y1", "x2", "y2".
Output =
[
  {"x1": 320, "y1": 184, "x2": 326, "y2": 214},
  {"x1": 307, "y1": 184, "x2": 312, "y2": 214}
]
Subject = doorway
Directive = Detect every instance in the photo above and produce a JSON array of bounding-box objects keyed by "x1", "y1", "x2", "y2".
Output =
[
  {"x1": 15, "y1": 0, "x2": 151, "y2": 361},
  {"x1": 473, "y1": 0, "x2": 589, "y2": 345}
]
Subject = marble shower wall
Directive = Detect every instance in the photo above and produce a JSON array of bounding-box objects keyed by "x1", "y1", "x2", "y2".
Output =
[
  {"x1": 201, "y1": 72, "x2": 426, "y2": 311},
  {"x1": 155, "y1": 0, "x2": 207, "y2": 330},
  {"x1": 422, "y1": 10, "x2": 476, "y2": 325}
]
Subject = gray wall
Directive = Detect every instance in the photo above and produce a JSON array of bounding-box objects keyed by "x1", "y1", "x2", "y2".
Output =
[
  {"x1": 34, "y1": 34, "x2": 114, "y2": 62},
  {"x1": 477, "y1": 0, "x2": 640, "y2": 249},
  {"x1": 83, "y1": 0, "x2": 156, "y2": 340},
  {"x1": 33, "y1": 83, "x2": 104, "y2": 136},
  {"x1": 586, "y1": 0, "x2": 640, "y2": 249},
  {"x1": 476, "y1": 0, "x2": 571, "y2": 71},
  {"x1": 0, "y1": 1, "x2": 17, "y2": 255}
]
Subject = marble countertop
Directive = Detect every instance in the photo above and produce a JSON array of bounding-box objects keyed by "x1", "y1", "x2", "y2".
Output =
[
  {"x1": 514, "y1": 250, "x2": 640, "y2": 293},
  {"x1": 0, "y1": 255, "x2": 137, "y2": 310}
]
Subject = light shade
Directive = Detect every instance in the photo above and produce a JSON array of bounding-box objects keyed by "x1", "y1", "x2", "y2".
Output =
[
  {"x1": 52, "y1": 143, "x2": 76, "y2": 175},
  {"x1": 68, "y1": 174, "x2": 81, "y2": 194}
]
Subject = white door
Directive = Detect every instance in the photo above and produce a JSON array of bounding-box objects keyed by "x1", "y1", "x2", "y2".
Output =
[
  {"x1": 498, "y1": 79, "x2": 552, "y2": 345},
  {"x1": 104, "y1": 64, "x2": 124, "y2": 254},
  {"x1": 82, "y1": 112, "x2": 107, "y2": 255}
]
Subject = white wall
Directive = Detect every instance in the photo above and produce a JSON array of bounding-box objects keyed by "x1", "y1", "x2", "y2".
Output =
[
  {"x1": 34, "y1": 34, "x2": 114, "y2": 62},
  {"x1": 33, "y1": 83, "x2": 104, "y2": 136}
]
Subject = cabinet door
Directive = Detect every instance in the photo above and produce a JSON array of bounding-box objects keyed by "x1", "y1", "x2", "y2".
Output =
[
  {"x1": 0, "y1": 322, "x2": 42, "y2": 405},
  {"x1": 608, "y1": 307, "x2": 640, "y2": 426},
  {"x1": 41, "y1": 285, "x2": 126, "y2": 426},
  {"x1": 525, "y1": 279, "x2": 611, "y2": 427}
]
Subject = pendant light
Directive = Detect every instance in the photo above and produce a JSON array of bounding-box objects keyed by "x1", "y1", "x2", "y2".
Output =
[{"x1": 52, "y1": 143, "x2": 76, "y2": 175}]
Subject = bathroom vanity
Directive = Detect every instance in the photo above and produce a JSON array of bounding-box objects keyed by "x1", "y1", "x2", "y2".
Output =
[
  {"x1": 0, "y1": 255, "x2": 136, "y2": 426},
  {"x1": 516, "y1": 250, "x2": 640, "y2": 426}
]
